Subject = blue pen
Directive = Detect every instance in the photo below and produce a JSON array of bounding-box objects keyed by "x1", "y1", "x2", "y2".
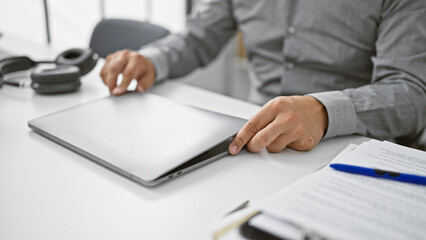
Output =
[{"x1": 329, "y1": 163, "x2": 426, "y2": 186}]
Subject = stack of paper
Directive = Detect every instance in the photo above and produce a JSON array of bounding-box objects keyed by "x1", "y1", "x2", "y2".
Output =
[
  {"x1": 206, "y1": 140, "x2": 426, "y2": 240},
  {"x1": 255, "y1": 140, "x2": 426, "y2": 239},
  {"x1": 332, "y1": 139, "x2": 426, "y2": 174}
]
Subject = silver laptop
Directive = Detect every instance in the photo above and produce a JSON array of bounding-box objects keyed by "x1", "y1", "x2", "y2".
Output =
[{"x1": 28, "y1": 92, "x2": 247, "y2": 186}]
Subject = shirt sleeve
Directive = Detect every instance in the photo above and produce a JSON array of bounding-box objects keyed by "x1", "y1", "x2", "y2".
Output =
[
  {"x1": 139, "y1": 0, "x2": 237, "y2": 82},
  {"x1": 310, "y1": 1, "x2": 426, "y2": 140}
]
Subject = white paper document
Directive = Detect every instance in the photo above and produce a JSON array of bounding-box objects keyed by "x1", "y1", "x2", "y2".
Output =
[
  {"x1": 196, "y1": 141, "x2": 426, "y2": 240},
  {"x1": 258, "y1": 143, "x2": 426, "y2": 240},
  {"x1": 334, "y1": 139, "x2": 426, "y2": 175}
]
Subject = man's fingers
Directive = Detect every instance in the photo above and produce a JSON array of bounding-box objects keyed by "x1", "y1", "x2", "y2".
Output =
[
  {"x1": 136, "y1": 66, "x2": 155, "y2": 92},
  {"x1": 266, "y1": 134, "x2": 294, "y2": 153},
  {"x1": 246, "y1": 121, "x2": 286, "y2": 152},
  {"x1": 106, "y1": 64, "x2": 128, "y2": 92},
  {"x1": 100, "y1": 50, "x2": 156, "y2": 96},
  {"x1": 112, "y1": 59, "x2": 141, "y2": 95},
  {"x1": 135, "y1": 80, "x2": 145, "y2": 92},
  {"x1": 228, "y1": 103, "x2": 278, "y2": 155},
  {"x1": 101, "y1": 51, "x2": 129, "y2": 92},
  {"x1": 135, "y1": 74, "x2": 150, "y2": 92},
  {"x1": 229, "y1": 121, "x2": 263, "y2": 155}
]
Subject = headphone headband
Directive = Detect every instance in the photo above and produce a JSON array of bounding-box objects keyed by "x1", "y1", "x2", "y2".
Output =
[{"x1": 0, "y1": 56, "x2": 38, "y2": 75}]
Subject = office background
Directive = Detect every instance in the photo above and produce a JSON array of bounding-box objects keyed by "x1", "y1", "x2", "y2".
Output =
[{"x1": 0, "y1": 0, "x2": 251, "y2": 101}]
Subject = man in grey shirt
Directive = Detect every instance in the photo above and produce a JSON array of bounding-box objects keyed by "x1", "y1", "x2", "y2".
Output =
[{"x1": 100, "y1": 0, "x2": 426, "y2": 154}]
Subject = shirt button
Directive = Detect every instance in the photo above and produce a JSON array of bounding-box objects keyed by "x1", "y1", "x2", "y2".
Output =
[
  {"x1": 286, "y1": 62, "x2": 295, "y2": 69},
  {"x1": 288, "y1": 26, "x2": 296, "y2": 34}
]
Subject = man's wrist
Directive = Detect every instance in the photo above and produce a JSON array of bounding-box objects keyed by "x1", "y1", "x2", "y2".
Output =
[
  {"x1": 307, "y1": 91, "x2": 358, "y2": 139},
  {"x1": 306, "y1": 96, "x2": 328, "y2": 139},
  {"x1": 139, "y1": 47, "x2": 169, "y2": 82},
  {"x1": 143, "y1": 56, "x2": 156, "y2": 80}
]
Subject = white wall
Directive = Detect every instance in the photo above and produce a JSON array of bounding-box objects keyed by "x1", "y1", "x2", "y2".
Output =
[
  {"x1": 0, "y1": 0, "x2": 250, "y2": 100},
  {"x1": 0, "y1": 0, "x2": 186, "y2": 50},
  {"x1": 0, "y1": 0, "x2": 46, "y2": 45}
]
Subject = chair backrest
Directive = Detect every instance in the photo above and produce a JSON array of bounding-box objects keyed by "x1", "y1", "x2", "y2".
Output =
[{"x1": 89, "y1": 18, "x2": 169, "y2": 58}]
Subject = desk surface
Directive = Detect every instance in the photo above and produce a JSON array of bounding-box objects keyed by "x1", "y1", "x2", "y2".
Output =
[{"x1": 0, "y1": 36, "x2": 369, "y2": 240}]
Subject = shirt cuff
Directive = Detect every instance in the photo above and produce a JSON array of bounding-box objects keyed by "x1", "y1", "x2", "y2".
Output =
[
  {"x1": 307, "y1": 91, "x2": 358, "y2": 139},
  {"x1": 139, "y1": 47, "x2": 169, "y2": 82}
]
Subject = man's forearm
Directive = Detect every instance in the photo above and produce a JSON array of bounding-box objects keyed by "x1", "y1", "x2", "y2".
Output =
[
  {"x1": 140, "y1": 0, "x2": 237, "y2": 81},
  {"x1": 343, "y1": 79, "x2": 425, "y2": 139},
  {"x1": 310, "y1": 78, "x2": 425, "y2": 141}
]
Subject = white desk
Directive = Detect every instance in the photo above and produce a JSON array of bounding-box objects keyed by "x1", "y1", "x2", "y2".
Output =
[{"x1": 0, "y1": 36, "x2": 369, "y2": 240}]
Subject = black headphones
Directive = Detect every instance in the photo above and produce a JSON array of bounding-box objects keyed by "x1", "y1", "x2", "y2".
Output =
[{"x1": 0, "y1": 48, "x2": 98, "y2": 94}]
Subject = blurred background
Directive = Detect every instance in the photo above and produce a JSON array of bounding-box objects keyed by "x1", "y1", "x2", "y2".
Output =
[{"x1": 0, "y1": 0, "x2": 251, "y2": 101}]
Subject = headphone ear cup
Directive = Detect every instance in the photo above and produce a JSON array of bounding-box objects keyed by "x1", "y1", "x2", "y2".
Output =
[
  {"x1": 55, "y1": 48, "x2": 98, "y2": 76},
  {"x1": 30, "y1": 65, "x2": 81, "y2": 94}
]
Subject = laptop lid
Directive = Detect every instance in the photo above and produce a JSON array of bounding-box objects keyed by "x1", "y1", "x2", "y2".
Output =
[{"x1": 28, "y1": 92, "x2": 247, "y2": 186}]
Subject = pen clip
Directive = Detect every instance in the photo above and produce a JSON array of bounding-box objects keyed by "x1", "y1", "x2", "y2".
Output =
[{"x1": 374, "y1": 169, "x2": 400, "y2": 177}]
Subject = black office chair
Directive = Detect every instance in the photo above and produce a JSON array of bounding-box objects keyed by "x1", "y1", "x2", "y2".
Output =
[{"x1": 89, "y1": 19, "x2": 170, "y2": 58}]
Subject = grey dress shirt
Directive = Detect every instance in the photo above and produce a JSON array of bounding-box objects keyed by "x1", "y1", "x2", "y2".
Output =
[{"x1": 140, "y1": 0, "x2": 426, "y2": 141}]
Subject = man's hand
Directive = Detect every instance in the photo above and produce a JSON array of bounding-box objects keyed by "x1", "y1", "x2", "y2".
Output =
[
  {"x1": 100, "y1": 50, "x2": 156, "y2": 95},
  {"x1": 228, "y1": 96, "x2": 328, "y2": 154}
]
